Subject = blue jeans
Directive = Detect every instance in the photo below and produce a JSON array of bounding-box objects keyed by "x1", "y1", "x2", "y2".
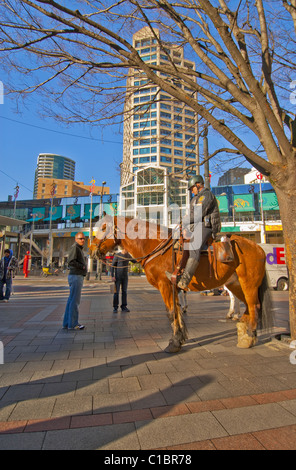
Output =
[
  {"x1": 63, "y1": 275, "x2": 84, "y2": 328},
  {"x1": 113, "y1": 276, "x2": 128, "y2": 309},
  {"x1": 0, "y1": 277, "x2": 12, "y2": 300}
]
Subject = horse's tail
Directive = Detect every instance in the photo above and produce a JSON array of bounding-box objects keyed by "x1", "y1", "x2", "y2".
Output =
[{"x1": 258, "y1": 270, "x2": 274, "y2": 331}]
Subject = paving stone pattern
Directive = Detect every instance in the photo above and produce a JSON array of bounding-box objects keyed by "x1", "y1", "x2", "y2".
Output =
[{"x1": 0, "y1": 276, "x2": 295, "y2": 450}]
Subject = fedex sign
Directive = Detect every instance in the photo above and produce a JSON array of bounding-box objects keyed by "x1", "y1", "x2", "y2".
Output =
[{"x1": 266, "y1": 247, "x2": 286, "y2": 265}]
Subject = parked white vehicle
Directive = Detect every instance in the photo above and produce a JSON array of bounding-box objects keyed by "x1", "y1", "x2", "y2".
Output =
[{"x1": 260, "y1": 244, "x2": 289, "y2": 291}]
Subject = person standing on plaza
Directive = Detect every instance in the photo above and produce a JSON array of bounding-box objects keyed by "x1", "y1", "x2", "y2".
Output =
[
  {"x1": 0, "y1": 249, "x2": 18, "y2": 302},
  {"x1": 23, "y1": 251, "x2": 31, "y2": 278},
  {"x1": 63, "y1": 232, "x2": 87, "y2": 330},
  {"x1": 111, "y1": 248, "x2": 136, "y2": 313}
]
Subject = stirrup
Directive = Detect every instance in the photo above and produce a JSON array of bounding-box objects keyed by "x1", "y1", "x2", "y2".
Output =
[
  {"x1": 177, "y1": 272, "x2": 192, "y2": 290},
  {"x1": 177, "y1": 279, "x2": 189, "y2": 290}
]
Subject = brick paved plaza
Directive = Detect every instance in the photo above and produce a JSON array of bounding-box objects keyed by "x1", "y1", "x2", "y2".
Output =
[{"x1": 0, "y1": 275, "x2": 295, "y2": 450}]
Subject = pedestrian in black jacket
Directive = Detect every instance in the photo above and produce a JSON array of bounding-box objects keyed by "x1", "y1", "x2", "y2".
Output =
[
  {"x1": 62, "y1": 232, "x2": 87, "y2": 330},
  {"x1": 111, "y1": 249, "x2": 136, "y2": 313}
]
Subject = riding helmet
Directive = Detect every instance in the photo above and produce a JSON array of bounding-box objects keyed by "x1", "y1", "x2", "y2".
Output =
[{"x1": 187, "y1": 174, "x2": 204, "y2": 190}]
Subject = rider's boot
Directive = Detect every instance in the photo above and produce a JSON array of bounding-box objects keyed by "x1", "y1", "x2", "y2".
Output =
[
  {"x1": 166, "y1": 257, "x2": 199, "y2": 290},
  {"x1": 177, "y1": 257, "x2": 199, "y2": 290}
]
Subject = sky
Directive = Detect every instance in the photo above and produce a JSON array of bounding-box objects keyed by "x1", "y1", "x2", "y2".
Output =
[
  {"x1": 0, "y1": 92, "x2": 124, "y2": 202},
  {"x1": 0, "y1": 91, "x2": 228, "y2": 204},
  {"x1": 0, "y1": 3, "x2": 255, "y2": 204}
]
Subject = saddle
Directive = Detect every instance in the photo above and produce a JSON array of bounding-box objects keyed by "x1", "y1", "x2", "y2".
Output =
[{"x1": 171, "y1": 235, "x2": 234, "y2": 285}]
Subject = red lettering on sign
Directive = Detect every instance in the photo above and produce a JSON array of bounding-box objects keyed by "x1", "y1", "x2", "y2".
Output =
[{"x1": 276, "y1": 247, "x2": 286, "y2": 265}]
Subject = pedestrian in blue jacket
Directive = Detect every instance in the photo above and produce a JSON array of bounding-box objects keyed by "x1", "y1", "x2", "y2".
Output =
[{"x1": 0, "y1": 249, "x2": 18, "y2": 302}]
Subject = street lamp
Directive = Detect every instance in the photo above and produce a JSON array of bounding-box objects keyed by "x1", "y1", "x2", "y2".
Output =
[
  {"x1": 100, "y1": 181, "x2": 106, "y2": 217},
  {"x1": 29, "y1": 212, "x2": 38, "y2": 257},
  {"x1": 47, "y1": 182, "x2": 57, "y2": 267},
  {"x1": 99, "y1": 181, "x2": 106, "y2": 280},
  {"x1": 257, "y1": 172, "x2": 266, "y2": 243},
  {"x1": 86, "y1": 179, "x2": 96, "y2": 280},
  {"x1": 13, "y1": 184, "x2": 20, "y2": 219}
]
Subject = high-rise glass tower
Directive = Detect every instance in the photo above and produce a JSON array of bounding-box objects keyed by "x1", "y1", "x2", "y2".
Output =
[
  {"x1": 33, "y1": 153, "x2": 75, "y2": 198},
  {"x1": 121, "y1": 27, "x2": 199, "y2": 186}
]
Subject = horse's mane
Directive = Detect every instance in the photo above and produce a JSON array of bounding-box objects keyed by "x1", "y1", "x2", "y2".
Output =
[{"x1": 118, "y1": 215, "x2": 173, "y2": 240}]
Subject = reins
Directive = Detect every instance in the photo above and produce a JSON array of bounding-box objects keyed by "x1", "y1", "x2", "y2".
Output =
[
  {"x1": 94, "y1": 220, "x2": 179, "y2": 266},
  {"x1": 140, "y1": 233, "x2": 175, "y2": 267}
]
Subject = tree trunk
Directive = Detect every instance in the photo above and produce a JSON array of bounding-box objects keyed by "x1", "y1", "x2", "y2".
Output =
[{"x1": 276, "y1": 189, "x2": 296, "y2": 340}]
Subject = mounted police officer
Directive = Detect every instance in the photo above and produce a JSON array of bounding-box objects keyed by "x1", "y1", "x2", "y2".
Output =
[{"x1": 166, "y1": 174, "x2": 221, "y2": 290}]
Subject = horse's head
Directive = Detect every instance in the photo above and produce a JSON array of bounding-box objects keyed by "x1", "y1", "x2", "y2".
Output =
[{"x1": 88, "y1": 215, "x2": 119, "y2": 259}]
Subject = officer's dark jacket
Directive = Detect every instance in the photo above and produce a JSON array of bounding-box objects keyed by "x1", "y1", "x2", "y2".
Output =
[
  {"x1": 67, "y1": 243, "x2": 87, "y2": 276},
  {"x1": 186, "y1": 187, "x2": 221, "y2": 238}
]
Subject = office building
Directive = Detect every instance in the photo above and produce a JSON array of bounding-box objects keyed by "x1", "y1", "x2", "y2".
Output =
[
  {"x1": 120, "y1": 165, "x2": 188, "y2": 226},
  {"x1": 121, "y1": 27, "x2": 199, "y2": 186},
  {"x1": 33, "y1": 153, "x2": 75, "y2": 197},
  {"x1": 218, "y1": 167, "x2": 250, "y2": 186},
  {"x1": 34, "y1": 178, "x2": 109, "y2": 199}
]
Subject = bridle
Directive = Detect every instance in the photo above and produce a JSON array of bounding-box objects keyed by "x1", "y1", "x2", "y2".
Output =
[
  {"x1": 91, "y1": 218, "x2": 179, "y2": 266},
  {"x1": 91, "y1": 220, "x2": 120, "y2": 255}
]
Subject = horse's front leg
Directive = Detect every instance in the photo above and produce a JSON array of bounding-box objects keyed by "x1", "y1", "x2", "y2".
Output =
[
  {"x1": 159, "y1": 280, "x2": 188, "y2": 353},
  {"x1": 178, "y1": 290, "x2": 188, "y2": 315}
]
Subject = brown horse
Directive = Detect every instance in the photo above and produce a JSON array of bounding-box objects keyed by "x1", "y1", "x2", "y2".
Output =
[{"x1": 89, "y1": 215, "x2": 273, "y2": 352}]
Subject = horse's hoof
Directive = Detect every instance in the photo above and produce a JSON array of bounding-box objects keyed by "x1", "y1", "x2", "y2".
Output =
[
  {"x1": 237, "y1": 336, "x2": 255, "y2": 349},
  {"x1": 236, "y1": 322, "x2": 257, "y2": 349},
  {"x1": 164, "y1": 341, "x2": 181, "y2": 353}
]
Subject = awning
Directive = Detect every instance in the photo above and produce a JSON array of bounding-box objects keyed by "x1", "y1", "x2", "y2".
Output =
[
  {"x1": 43, "y1": 215, "x2": 62, "y2": 221},
  {"x1": 233, "y1": 194, "x2": 255, "y2": 212},
  {"x1": 216, "y1": 195, "x2": 229, "y2": 213},
  {"x1": 26, "y1": 216, "x2": 44, "y2": 222},
  {"x1": 259, "y1": 192, "x2": 279, "y2": 211},
  {"x1": 26, "y1": 207, "x2": 45, "y2": 222},
  {"x1": 0, "y1": 215, "x2": 27, "y2": 226}
]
